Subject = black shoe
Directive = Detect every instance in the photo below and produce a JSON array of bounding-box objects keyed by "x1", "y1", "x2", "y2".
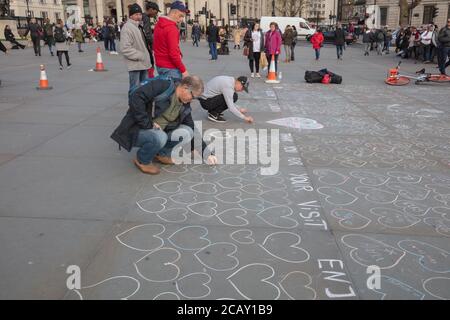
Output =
[
  {"x1": 208, "y1": 113, "x2": 227, "y2": 123},
  {"x1": 51, "y1": 52, "x2": 54, "y2": 56}
]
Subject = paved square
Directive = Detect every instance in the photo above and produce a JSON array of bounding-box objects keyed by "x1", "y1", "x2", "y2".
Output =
[{"x1": 0, "y1": 41, "x2": 449, "y2": 300}]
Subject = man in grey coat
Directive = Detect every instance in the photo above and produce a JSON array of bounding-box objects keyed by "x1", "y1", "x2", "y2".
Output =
[{"x1": 120, "y1": 3, "x2": 151, "y2": 91}]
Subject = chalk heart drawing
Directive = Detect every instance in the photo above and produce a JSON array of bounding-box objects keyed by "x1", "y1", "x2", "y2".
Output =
[
  {"x1": 435, "y1": 194, "x2": 450, "y2": 207},
  {"x1": 187, "y1": 201, "x2": 218, "y2": 217},
  {"x1": 349, "y1": 170, "x2": 389, "y2": 186},
  {"x1": 161, "y1": 165, "x2": 188, "y2": 174},
  {"x1": 167, "y1": 226, "x2": 211, "y2": 250},
  {"x1": 313, "y1": 169, "x2": 349, "y2": 186},
  {"x1": 169, "y1": 192, "x2": 198, "y2": 205},
  {"x1": 176, "y1": 272, "x2": 212, "y2": 299},
  {"x1": 394, "y1": 200, "x2": 431, "y2": 217},
  {"x1": 259, "y1": 176, "x2": 287, "y2": 190},
  {"x1": 259, "y1": 189, "x2": 290, "y2": 206},
  {"x1": 136, "y1": 197, "x2": 167, "y2": 214},
  {"x1": 134, "y1": 247, "x2": 181, "y2": 282},
  {"x1": 240, "y1": 171, "x2": 259, "y2": 181},
  {"x1": 317, "y1": 187, "x2": 358, "y2": 206},
  {"x1": 215, "y1": 190, "x2": 243, "y2": 204},
  {"x1": 387, "y1": 182, "x2": 430, "y2": 201},
  {"x1": 426, "y1": 184, "x2": 450, "y2": 196},
  {"x1": 190, "y1": 182, "x2": 218, "y2": 195},
  {"x1": 432, "y1": 207, "x2": 450, "y2": 220},
  {"x1": 216, "y1": 177, "x2": 244, "y2": 189},
  {"x1": 267, "y1": 117, "x2": 324, "y2": 130},
  {"x1": 279, "y1": 271, "x2": 316, "y2": 300},
  {"x1": 220, "y1": 165, "x2": 246, "y2": 175},
  {"x1": 241, "y1": 184, "x2": 264, "y2": 195},
  {"x1": 398, "y1": 240, "x2": 450, "y2": 273},
  {"x1": 331, "y1": 208, "x2": 371, "y2": 230},
  {"x1": 227, "y1": 263, "x2": 281, "y2": 300},
  {"x1": 341, "y1": 234, "x2": 405, "y2": 269},
  {"x1": 153, "y1": 292, "x2": 180, "y2": 300},
  {"x1": 230, "y1": 229, "x2": 255, "y2": 244},
  {"x1": 370, "y1": 207, "x2": 420, "y2": 229},
  {"x1": 154, "y1": 181, "x2": 182, "y2": 194},
  {"x1": 355, "y1": 186, "x2": 398, "y2": 204},
  {"x1": 259, "y1": 232, "x2": 309, "y2": 263},
  {"x1": 216, "y1": 208, "x2": 249, "y2": 227},
  {"x1": 73, "y1": 276, "x2": 141, "y2": 300},
  {"x1": 423, "y1": 277, "x2": 450, "y2": 300},
  {"x1": 239, "y1": 198, "x2": 266, "y2": 211},
  {"x1": 371, "y1": 276, "x2": 425, "y2": 300},
  {"x1": 387, "y1": 171, "x2": 422, "y2": 184},
  {"x1": 424, "y1": 217, "x2": 450, "y2": 237},
  {"x1": 179, "y1": 173, "x2": 204, "y2": 183},
  {"x1": 195, "y1": 242, "x2": 239, "y2": 271},
  {"x1": 156, "y1": 208, "x2": 188, "y2": 223},
  {"x1": 257, "y1": 206, "x2": 298, "y2": 229},
  {"x1": 116, "y1": 223, "x2": 164, "y2": 252},
  {"x1": 191, "y1": 164, "x2": 218, "y2": 175}
]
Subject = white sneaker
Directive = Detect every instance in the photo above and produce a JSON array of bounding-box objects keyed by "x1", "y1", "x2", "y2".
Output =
[
  {"x1": 256, "y1": 73, "x2": 261, "y2": 78},
  {"x1": 251, "y1": 73, "x2": 254, "y2": 78}
]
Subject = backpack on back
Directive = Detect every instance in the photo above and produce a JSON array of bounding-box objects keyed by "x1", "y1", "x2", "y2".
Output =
[{"x1": 54, "y1": 27, "x2": 66, "y2": 42}]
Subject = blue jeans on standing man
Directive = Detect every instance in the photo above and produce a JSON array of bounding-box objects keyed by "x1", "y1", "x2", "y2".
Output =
[
  {"x1": 128, "y1": 70, "x2": 148, "y2": 93},
  {"x1": 438, "y1": 46, "x2": 450, "y2": 75},
  {"x1": 209, "y1": 41, "x2": 218, "y2": 60},
  {"x1": 336, "y1": 45, "x2": 343, "y2": 58},
  {"x1": 109, "y1": 39, "x2": 116, "y2": 52},
  {"x1": 315, "y1": 49, "x2": 320, "y2": 60},
  {"x1": 135, "y1": 125, "x2": 194, "y2": 165}
]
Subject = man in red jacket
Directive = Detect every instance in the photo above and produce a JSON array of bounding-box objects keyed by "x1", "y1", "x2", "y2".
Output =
[{"x1": 153, "y1": 1, "x2": 189, "y2": 81}]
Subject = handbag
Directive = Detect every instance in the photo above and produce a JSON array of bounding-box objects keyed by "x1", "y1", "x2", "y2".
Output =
[
  {"x1": 260, "y1": 53, "x2": 268, "y2": 69},
  {"x1": 243, "y1": 46, "x2": 249, "y2": 56}
]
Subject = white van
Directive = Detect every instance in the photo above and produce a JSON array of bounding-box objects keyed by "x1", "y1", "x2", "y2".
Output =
[{"x1": 259, "y1": 16, "x2": 315, "y2": 39}]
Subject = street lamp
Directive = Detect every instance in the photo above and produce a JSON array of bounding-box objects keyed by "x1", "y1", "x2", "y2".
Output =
[
  {"x1": 272, "y1": 0, "x2": 275, "y2": 17},
  {"x1": 26, "y1": 0, "x2": 30, "y2": 20}
]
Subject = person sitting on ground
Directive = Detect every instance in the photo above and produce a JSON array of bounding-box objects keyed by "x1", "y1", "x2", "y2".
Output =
[
  {"x1": 4, "y1": 25, "x2": 25, "y2": 49},
  {"x1": 198, "y1": 75, "x2": 253, "y2": 124},
  {"x1": 111, "y1": 76, "x2": 217, "y2": 175}
]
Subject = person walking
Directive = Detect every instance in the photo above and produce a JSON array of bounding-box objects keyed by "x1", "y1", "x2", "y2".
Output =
[
  {"x1": 264, "y1": 22, "x2": 282, "y2": 74},
  {"x1": 153, "y1": 1, "x2": 188, "y2": 80},
  {"x1": 120, "y1": 3, "x2": 151, "y2": 91},
  {"x1": 142, "y1": 1, "x2": 161, "y2": 72},
  {"x1": 43, "y1": 18, "x2": 55, "y2": 56},
  {"x1": 334, "y1": 24, "x2": 345, "y2": 59},
  {"x1": 73, "y1": 24, "x2": 84, "y2": 52},
  {"x1": 233, "y1": 27, "x2": 241, "y2": 49},
  {"x1": 244, "y1": 23, "x2": 264, "y2": 78},
  {"x1": 421, "y1": 24, "x2": 433, "y2": 63},
  {"x1": 4, "y1": 25, "x2": 25, "y2": 49},
  {"x1": 54, "y1": 20, "x2": 72, "y2": 70},
  {"x1": 310, "y1": 28, "x2": 324, "y2": 60},
  {"x1": 192, "y1": 22, "x2": 201, "y2": 47},
  {"x1": 282, "y1": 25, "x2": 294, "y2": 63},
  {"x1": 291, "y1": 25, "x2": 298, "y2": 61},
  {"x1": 206, "y1": 20, "x2": 219, "y2": 61},
  {"x1": 111, "y1": 76, "x2": 217, "y2": 174},
  {"x1": 437, "y1": 19, "x2": 450, "y2": 75},
  {"x1": 198, "y1": 75, "x2": 253, "y2": 124},
  {"x1": 108, "y1": 21, "x2": 118, "y2": 54},
  {"x1": 180, "y1": 21, "x2": 187, "y2": 42},
  {"x1": 362, "y1": 26, "x2": 371, "y2": 56},
  {"x1": 375, "y1": 28, "x2": 385, "y2": 55},
  {"x1": 25, "y1": 18, "x2": 43, "y2": 56}
]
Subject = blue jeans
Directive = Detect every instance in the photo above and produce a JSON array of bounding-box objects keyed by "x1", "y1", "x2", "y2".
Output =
[
  {"x1": 135, "y1": 125, "x2": 194, "y2": 164},
  {"x1": 336, "y1": 45, "x2": 343, "y2": 58},
  {"x1": 156, "y1": 67, "x2": 182, "y2": 81},
  {"x1": 209, "y1": 41, "x2": 218, "y2": 60},
  {"x1": 109, "y1": 39, "x2": 116, "y2": 52},
  {"x1": 438, "y1": 46, "x2": 450, "y2": 75},
  {"x1": 129, "y1": 70, "x2": 147, "y2": 93},
  {"x1": 315, "y1": 49, "x2": 320, "y2": 59}
]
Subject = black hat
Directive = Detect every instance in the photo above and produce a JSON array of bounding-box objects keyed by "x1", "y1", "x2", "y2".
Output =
[
  {"x1": 146, "y1": 1, "x2": 161, "y2": 12},
  {"x1": 237, "y1": 76, "x2": 249, "y2": 93},
  {"x1": 129, "y1": 3, "x2": 143, "y2": 17},
  {"x1": 170, "y1": 1, "x2": 187, "y2": 12}
]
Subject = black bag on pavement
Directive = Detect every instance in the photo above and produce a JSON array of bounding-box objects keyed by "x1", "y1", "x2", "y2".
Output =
[
  {"x1": 304, "y1": 71, "x2": 323, "y2": 83},
  {"x1": 318, "y1": 68, "x2": 343, "y2": 84}
]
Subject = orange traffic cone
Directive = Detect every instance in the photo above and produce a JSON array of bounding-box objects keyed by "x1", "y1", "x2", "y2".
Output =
[
  {"x1": 94, "y1": 47, "x2": 107, "y2": 72},
  {"x1": 36, "y1": 64, "x2": 52, "y2": 90},
  {"x1": 265, "y1": 54, "x2": 280, "y2": 84}
]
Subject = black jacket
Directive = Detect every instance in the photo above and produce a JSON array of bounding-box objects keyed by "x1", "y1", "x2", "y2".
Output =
[
  {"x1": 206, "y1": 25, "x2": 219, "y2": 43},
  {"x1": 111, "y1": 79, "x2": 209, "y2": 155},
  {"x1": 4, "y1": 29, "x2": 16, "y2": 42},
  {"x1": 334, "y1": 28, "x2": 345, "y2": 45},
  {"x1": 243, "y1": 29, "x2": 264, "y2": 60},
  {"x1": 142, "y1": 14, "x2": 153, "y2": 48},
  {"x1": 25, "y1": 23, "x2": 43, "y2": 39},
  {"x1": 438, "y1": 26, "x2": 450, "y2": 47}
]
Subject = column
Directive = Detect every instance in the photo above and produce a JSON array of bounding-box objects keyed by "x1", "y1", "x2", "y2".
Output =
[
  {"x1": 96, "y1": 0, "x2": 104, "y2": 24},
  {"x1": 77, "y1": 0, "x2": 85, "y2": 23},
  {"x1": 116, "y1": 0, "x2": 123, "y2": 22}
]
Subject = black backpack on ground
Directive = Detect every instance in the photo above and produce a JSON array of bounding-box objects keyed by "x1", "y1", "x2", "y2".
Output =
[
  {"x1": 304, "y1": 71, "x2": 323, "y2": 83},
  {"x1": 318, "y1": 69, "x2": 342, "y2": 84},
  {"x1": 54, "y1": 27, "x2": 66, "y2": 43}
]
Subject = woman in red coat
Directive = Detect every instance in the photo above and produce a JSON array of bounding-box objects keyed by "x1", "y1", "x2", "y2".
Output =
[
  {"x1": 264, "y1": 22, "x2": 282, "y2": 73},
  {"x1": 310, "y1": 29, "x2": 324, "y2": 60}
]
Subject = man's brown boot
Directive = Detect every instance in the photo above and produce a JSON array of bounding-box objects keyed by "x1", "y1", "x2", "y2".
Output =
[
  {"x1": 133, "y1": 159, "x2": 160, "y2": 175},
  {"x1": 155, "y1": 155, "x2": 175, "y2": 165}
]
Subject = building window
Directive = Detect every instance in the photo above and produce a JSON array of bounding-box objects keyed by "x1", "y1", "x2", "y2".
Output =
[
  {"x1": 54, "y1": 0, "x2": 58, "y2": 4},
  {"x1": 10, "y1": 9, "x2": 15, "y2": 17},
  {"x1": 423, "y1": 5, "x2": 434, "y2": 24},
  {"x1": 55, "y1": 12, "x2": 60, "y2": 21},
  {"x1": 380, "y1": 7, "x2": 388, "y2": 26},
  {"x1": 41, "y1": 11, "x2": 48, "y2": 19}
]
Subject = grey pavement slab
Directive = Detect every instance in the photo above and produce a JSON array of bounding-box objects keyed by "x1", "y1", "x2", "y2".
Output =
[{"x1": 0, "y1": 40, "x2": 449, "y2": 300}]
